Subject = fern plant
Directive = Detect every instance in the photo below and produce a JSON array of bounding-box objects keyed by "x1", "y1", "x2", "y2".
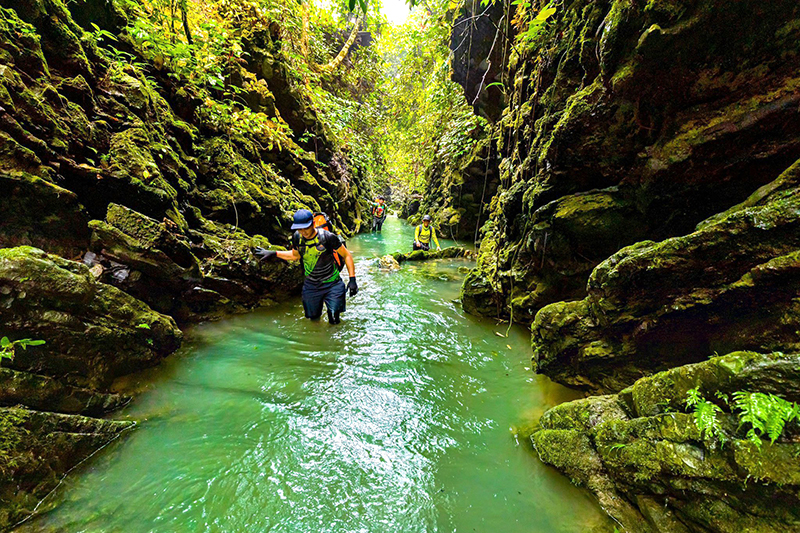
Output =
[
  {"x1": 685, "y1": 387, "x2": 724, "y2": 443},
  {"x1": 685, "y1": 388, "x2": 800, "y2": 449},
  {"x1": 732, "y1": 391, "x2": 800, "y2": 448}
]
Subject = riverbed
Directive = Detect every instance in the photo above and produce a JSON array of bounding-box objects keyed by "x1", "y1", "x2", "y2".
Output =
[{"x1": 20, "y1": 217, "x2": 608, "y2": 532}]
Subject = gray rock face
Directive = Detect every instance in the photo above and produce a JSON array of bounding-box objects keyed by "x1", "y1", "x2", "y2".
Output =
[
  {"x1": 450, "y1": 0, "x2": 509, "y2": 121},
  {"x1": 532, "y1": 161, "x2": 800, "y2": 392}
]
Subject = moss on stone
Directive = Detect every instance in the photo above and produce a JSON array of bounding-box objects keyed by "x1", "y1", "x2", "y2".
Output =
[
  {"x1": 0, "y1": 246, "x2": 182, "y2": 389},
  {"x1": 533, "y1": 351, "x2": 800, "y2": 531}
]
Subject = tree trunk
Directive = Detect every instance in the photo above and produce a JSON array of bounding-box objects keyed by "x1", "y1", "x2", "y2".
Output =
[
  {"x1": 321, "y1": 16, "x2": 364, "y2": 72},
  {"x1": 179, "y1": 0, "x2": 193, "y2": 45}
]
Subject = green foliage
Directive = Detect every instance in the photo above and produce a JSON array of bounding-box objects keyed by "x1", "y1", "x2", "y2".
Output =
[
  {"x1": 685, "y1": 387, "x2": 800, "y2": 449},
  {"x1": 373, "y1": 5, "x2": 487, "y2": 192},
  {"x1": 0, "y1": 336, "x2": 45, "y2": 365},
  {"x1": 89, "y1": 0, "x2": 480, "y2": 202},
  {"x1": 732, "y1": 391, "x2": 800, "y2": 449},
  {"x1": 0, "y1": 409, "x2": 29, "y2": 476},
  {"x1": 512, "y1": 0, "x2": 557, "y2": 46},
  {"x1": 685, "y1": 387, "x2": 724, "y2": 443}
]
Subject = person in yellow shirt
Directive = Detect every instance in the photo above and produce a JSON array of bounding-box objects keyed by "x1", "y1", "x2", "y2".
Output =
[{"x1": 413, "y1": 215, "x2": 440, "y2": 251}]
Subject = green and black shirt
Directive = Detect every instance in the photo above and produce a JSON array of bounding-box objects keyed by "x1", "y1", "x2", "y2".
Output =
[{"x1": 292, "y1": 228, "x2": 343, "y2": 285}]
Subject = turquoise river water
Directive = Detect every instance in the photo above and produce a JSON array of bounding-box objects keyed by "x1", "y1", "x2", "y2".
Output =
[{"x1": 19, "y1": 216, "x2": 608, "y2": 533}]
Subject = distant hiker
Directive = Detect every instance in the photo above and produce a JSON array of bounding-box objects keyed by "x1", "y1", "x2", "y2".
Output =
[
  {"x1": 413, "y1": 215, "x2": 440, "y2": 251},
  {"x1": 254, "y1": 209, "x2": 357, "y2": 325},
  {"x1": 371, "y1": 196, "x2": 387, "y2": 233}
]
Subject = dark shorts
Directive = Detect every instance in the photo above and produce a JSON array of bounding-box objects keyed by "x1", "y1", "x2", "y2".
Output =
[
  {"x1": 302, "y1": 278, "x2": 346, "y2": 319},
  {"x1": 413, "y1": 242, "x2": 430, "y2": 251}
]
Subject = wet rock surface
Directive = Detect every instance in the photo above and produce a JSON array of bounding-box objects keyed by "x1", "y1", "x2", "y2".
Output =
[
  {"x1": 459, "y1": 0, "x2": 800, "y2": 326},
  {"x1": 392, "y1": 246, "x2": 474, "y2": 263},
  {"x1": 415, "y1": 136, "x2": 499, "y2": 243},
  {"x1": 0, "y1": 407, "x2": 133, "y2": 529},
  {"x1": 532, "y1": 352, "x2": 800, "y2": 533},
  {"x1": 0, "y1": 246, "x2": 182, "y2": 390}
]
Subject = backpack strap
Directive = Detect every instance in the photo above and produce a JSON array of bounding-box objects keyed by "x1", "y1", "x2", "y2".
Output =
[
  {"x1": 293, "y1": 229, "x2": 321, "y2": 258},
  {"x1": 292, "y1": 231, "x2": 301, "y2": 255}
]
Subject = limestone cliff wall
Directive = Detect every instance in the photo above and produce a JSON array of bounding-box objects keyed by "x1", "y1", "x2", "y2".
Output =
[
  {"x1": 449, "y1": 1, "x2": 800, "y2": 530},
  {"x1": 459, "y1": 0, "x2": 800, "y2": 326},
  {"x1": 0, "y1": 0, "x2": 370, "y2": 321}
]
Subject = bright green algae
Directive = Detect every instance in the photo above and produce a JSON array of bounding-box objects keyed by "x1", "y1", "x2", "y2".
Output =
[{"x1": 18, "y1": 217, "x2": 607, "y2": 533}]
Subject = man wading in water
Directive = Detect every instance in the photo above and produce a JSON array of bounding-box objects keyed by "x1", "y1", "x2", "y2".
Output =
[
  {"x1": 254, "y1": 209, "x2": 357, "y2": 324},
  {"x1": 413, "y1": 214, "x2": 440, "y2": 251},
  {"x1": 371, "y1": 195, "x2": 387, "y2": 233}
]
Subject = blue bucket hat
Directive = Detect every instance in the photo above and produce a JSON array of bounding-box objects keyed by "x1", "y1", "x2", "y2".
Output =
[{"x1": 291, "y1": 209, "x2": 314, "y2": 230}]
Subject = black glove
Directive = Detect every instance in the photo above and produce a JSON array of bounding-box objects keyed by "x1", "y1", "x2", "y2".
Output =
[
  {"x1": 253, "y1": 246, "x2": 277, "y2": 261},
  {"x1": 348, "y1": 277, "x2": 358, "y2": 297}
]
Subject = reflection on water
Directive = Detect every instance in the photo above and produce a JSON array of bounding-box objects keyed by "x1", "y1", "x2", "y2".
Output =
[{"x1": 19, "y1": 217, "x2": 608, "y2": 533}]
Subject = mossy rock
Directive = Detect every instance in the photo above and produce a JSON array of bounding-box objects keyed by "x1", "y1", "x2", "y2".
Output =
[
  {"x1": 0, "y1": 172, "x2": 90, "y2": 257},
  {"x1": 459, "y1": 0, "x2": 800, "y2": 328},
  {"x1": 0, "y1": 367, "x2": 129, "y2": 416},
  {"x1": 533, "y1": 351, "x2": 800, "y2": 532},
  {"x1": 0, "y1": 406, "x2": 132, "y2": 529},
  {"x1": 532, "y1": 164, "x2": 800, "y2": 392},
  {"x1": 0, "y1": 246, "x2": 181, "y2": 389},
  {"x1": 392, "y1": 246, "x2": 473, "y2": 263}
]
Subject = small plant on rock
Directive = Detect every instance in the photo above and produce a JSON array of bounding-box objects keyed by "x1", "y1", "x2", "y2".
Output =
[
  {"x1": 732, "y1": 391, "x2": 800, "y2": 449},
  {"x1": 0, "y1": 336, "x2": 46, "y2": 367},
  {"x1": 685, "y1": 387, "x2": 725, "y2": 444},
  {"x1": 685, "y1": 387, "x2": 800, "y2": 449}
]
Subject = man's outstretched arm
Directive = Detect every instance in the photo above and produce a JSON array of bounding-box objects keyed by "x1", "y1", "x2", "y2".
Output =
[
  {"x1": 254, "y1": 247, "x2": 301, "y2": 261},
  {"x1": 275, "y1": 250, "x2": 301, "y2": 261}
]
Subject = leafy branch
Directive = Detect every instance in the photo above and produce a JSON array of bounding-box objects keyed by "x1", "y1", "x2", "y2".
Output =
[{"x1": 0, "y1": 336, "x2": 46, "y2": 366}]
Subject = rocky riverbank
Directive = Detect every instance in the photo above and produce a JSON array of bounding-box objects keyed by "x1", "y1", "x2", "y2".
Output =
[
  {"x1": 0, "y1": 0, "x2": 370, "y2": 526},
  {"x1": 532, "y1": 351, "x2": 800, "y2": 532},
  {"x1": 448, "y1": 0, "x2": 800, "y2": 530}
]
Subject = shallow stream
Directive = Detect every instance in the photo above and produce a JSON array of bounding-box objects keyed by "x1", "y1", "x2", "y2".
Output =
[{"x1": 20, "y1": 217, "x2": 607, "y2": 532}]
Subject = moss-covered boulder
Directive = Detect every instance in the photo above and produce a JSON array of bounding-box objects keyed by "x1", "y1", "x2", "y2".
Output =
[
  {"x1": 532, "y1": 352, "x2": 800, "y2": 533},
  {"x1": 0, "y1": 246, "x2": 181, "y2": 389},
  {"x1": 0, "y1": 173, "x2": 90, "y2": 257},
  {"x1": 0, "y1": 367, "x2": 129, "y2": 417},
  {"x1": 0, "y1": 245, "x2": 181, "y2": 527},
  {"x1": 0, "y1": 407, "x2": 133, "y2": 529},
  {"x1": 392, "y1": 246, "x2": 475, "y2": 263},
  {"x1": 531, "y1": 161, "x2": 800, "y2": 392}
]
